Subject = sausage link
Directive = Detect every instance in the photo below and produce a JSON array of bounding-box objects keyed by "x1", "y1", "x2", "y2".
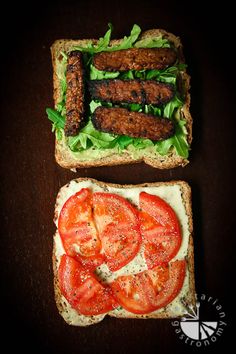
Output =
[
  {"x1": 89, "y1": 79, "x2": 174, "y2": 105},
  {"x1": 65, "y1": 51, "x2": 84, "y2": 136},
  {"x1": 92, "y1": 107, "x2": 175, "y2": 141},
  {"x1": 93, "y1": 48, "x2": 177, "y2": 72}
]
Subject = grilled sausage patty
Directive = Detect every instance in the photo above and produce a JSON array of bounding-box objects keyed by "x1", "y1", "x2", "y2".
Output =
[
  {"x1": 89, "y1": 79, "x2": 174, "y2": 105},
  {"x1": 65, "y1": 51, "x2": 84, "y2": 136},
  {"x1": 93, "y1": 48, "x2": 177, "y2": 72},
  {"x1": 92, "y1": 107, "x2": 175, "y2": 141}
]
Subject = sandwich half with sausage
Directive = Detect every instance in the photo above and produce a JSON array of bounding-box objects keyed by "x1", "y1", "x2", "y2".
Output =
[{"x1": 47, "y1": 24, "x2": 192, "y2": 169}]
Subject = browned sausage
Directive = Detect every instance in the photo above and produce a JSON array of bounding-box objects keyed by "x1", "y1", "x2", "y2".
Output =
[
  {"x1": 89, "y1": 79, "x2": 174, "y2": 105},
  {"x1": 93, "y1": 48, "x2": 177, "y2": 72},
  {"x1": 92, "y1": 107, "x2": 175, "y2": 141},
  {"x1": 65, "y1": 51, "x2": 84, "y2": 136}
]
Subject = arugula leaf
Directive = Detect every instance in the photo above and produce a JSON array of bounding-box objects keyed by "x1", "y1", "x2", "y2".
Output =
[
  {"x1": 46, "y1": 108, "x2": 65, "y2": 140},
  {"x1": 163, "y1": 95, "x2": 183, "y2": 118},
  {"x1": 134, "y1": 70, "x2": 146, "y2": 79},
  {"x1": 156, "y1": 120, "x2": 189, "y2": 158},
  {"x1": 46, "y1": 108, "x2": 65, "y2": 129},
  {"x1": 108, "y1": 24, "x2": 141, "y2": 51},
  {"x1": 134, "y1": 36, "x2": 170, "y2": 48},
  {"x1": 129, "y1": 103, "x2": 142, "y2": 112},
  {"x1": 116, "y1": 135, "x2": 154, "y2": 150},
  {"x1": 67, "y1": 121, "x2": 117, "y2": 151},
  {"x1": 116, "y1": 136, "x2": 134, "y2": 150},
  {"x1": 117, "y1": 65, "x2": 185, "y2": 85},
  {"x1": 147, "y1": 105, "x2": 162, "y2": 116},
  {"x1": 72, "y1": 23, "x2": 114, "y2": 54},
  {"x1": 132, "y1": 138, "x2": 154, "y2": 149},
  {"x1": 67, "y1": 134, "x2": 85, "y2": 150},
  {"x1": 119, "y1": 70, "x2": 135, "y2": 79},
  {"x1": 90, "y1": 65, "x2": 119, "y2": 80},
  {"x1": 72, "y1": 41, "x2": 96, "y2": 54},
  {"x1": 56, "y1": 100, "x2": 66, "y2": 116},
  {"x1": 121, "y1": 103, "x2": 142, "y2": 112},
  {"x1": 55, "y1": 129, "x2": 63, "y2": 140},
  {"x1": 95, "y1": 23, "x2": 113, "y2": 51},
  {"x1": 144, "y1": 65, "x2": 186, "y2": 84},
  {"x1": 72, "y1": 24, "x2": 141, "y2": 54}
]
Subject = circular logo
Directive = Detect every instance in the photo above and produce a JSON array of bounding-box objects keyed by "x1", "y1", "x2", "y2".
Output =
[{"x1": 171, "y1": 294, "x2": 227, "y2": 347}]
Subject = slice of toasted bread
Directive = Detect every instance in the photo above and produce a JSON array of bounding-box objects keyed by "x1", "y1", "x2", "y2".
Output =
[
  {"x1": 53, "y1": 178, "x2": 195, "y2": 326},
  {"x1": 50, "y1": 29, "x2": 192, "y2": 169}
]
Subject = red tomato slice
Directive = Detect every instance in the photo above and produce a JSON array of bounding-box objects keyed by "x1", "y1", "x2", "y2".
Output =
[
  {"x1": 148, "y1": 260, "x2": 186, "y2": 309},
  {"x1": 58, "y1": 255, "x2": 118, "y2": 316},
  {"x1": 110, "y1": 271, "x2": 156, "y2": 314},
  {"x1": 139, "y1": 192, "x2": 182, "y2": 269},
  {"x1": 93, "y1": 193, "x2": 141, "y2": 271},
  {"x1": 58, "y1": 188, "x2": 104, "y2": 270},
  {"x1": 110, "y1": 260, "x2": 186, "y2": 314}
]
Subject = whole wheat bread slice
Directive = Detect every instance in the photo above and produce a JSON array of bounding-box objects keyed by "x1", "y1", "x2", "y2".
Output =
[
  {"x1": 50, "y1": 29, "x2": 192, "y2": 169},
  {"x1": 53, "y1": 178, "x2": 195, "y2": 326}
]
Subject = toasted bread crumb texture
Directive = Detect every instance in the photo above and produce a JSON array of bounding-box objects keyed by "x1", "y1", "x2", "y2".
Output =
[
  {"x1": 50, "y1": 29, "x2": 192, "y2": 169},
  {"x1": 53, "y1": 178, "x2": 195, "y2": 325}
]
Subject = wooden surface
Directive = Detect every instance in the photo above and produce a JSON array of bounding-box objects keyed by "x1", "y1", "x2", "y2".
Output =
[{"x1": 0, "y1": 0, "x2": 234, "y2": 352}]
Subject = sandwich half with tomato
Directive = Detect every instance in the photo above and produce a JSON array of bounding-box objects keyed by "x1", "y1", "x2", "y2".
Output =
[
  {"x1": 53, "y1": 178, "x2": 195, "y2": 326},
  {"x1": 46, "y1": 24, "x2": 192, "y2": 169}
]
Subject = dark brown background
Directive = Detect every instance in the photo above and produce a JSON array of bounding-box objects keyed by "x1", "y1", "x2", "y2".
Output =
[{"x1": 0, "y1": 0, "x2": 234, "y2": 353}]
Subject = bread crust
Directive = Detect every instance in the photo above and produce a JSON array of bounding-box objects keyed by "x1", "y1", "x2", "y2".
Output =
[
  {"x1": 50, "y1": 29, "x2": 192, "y2": 169},
  {"x1": 53, "y1": 178, "x2": 196, "y2": 324}
]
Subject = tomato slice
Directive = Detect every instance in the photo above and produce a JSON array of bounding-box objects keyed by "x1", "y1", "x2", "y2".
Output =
[
  {"x1": 139, "y1": 192, "x2": 182, "y2": 268},
  {"x1": 93, "y1": 192, "x2": 141, "y2": 271},
  {"x1": 110, "y1": 271, "x2": 156, "y2": 314},
  {"x1": 148, "y1": 260, "x2": 186, "y2": 309},
  {"x1": 110, "y1": 260, "x2": 186, "y2": 314},
  {"x1": 58, "y1": 255, "x2": 118, "y2": 316},
  {"x1": 58, "y1": 188, "x2": 104, "y2": 270}
]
